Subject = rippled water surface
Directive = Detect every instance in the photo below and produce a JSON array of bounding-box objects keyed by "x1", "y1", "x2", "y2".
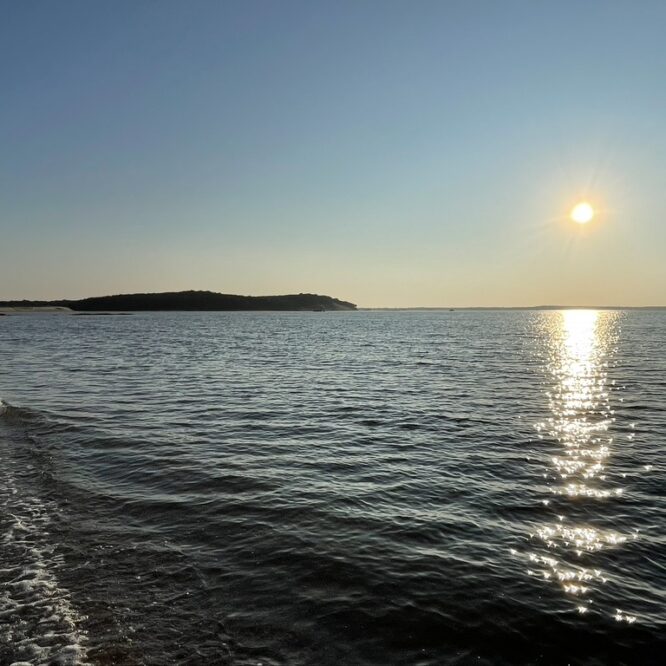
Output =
[{"x1": 0, "y1": 310, "x2": 664, "y2": 665}]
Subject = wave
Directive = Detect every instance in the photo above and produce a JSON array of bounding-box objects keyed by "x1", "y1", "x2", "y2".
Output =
[
  {"x1": 0, "y1": 398, "x2": 45, "y2": 427},
  {"x1": 0, "y1": 401, "x2": 90, "y2": 665}
]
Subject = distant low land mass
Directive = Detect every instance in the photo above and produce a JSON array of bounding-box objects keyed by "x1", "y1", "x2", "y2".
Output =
[{"x1": 0, "y1": 291, "x2": 357, "y2": 312}]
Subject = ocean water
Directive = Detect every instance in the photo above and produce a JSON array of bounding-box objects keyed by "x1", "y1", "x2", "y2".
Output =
[{"x1": 0, "y1": 310, "x2": 664, "y2": 665}]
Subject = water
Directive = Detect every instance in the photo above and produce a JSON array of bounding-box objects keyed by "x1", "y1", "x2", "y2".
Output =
[{"x1": 0, "y1": 310, "x2": 664, "y2": 665}]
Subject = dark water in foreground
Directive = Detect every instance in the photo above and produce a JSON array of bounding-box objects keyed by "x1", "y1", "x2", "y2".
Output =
[{"x1": 0, "y1": 310, "x2": 664, "y2": 665}]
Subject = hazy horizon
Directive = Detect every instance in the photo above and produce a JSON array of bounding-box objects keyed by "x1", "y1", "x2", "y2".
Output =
[
  {"x1": 3, "y1": 287, "x2": 666, "y2": 310},
  {"x1": 3, "y1": 1, "x2": 666, "y2": 307}
]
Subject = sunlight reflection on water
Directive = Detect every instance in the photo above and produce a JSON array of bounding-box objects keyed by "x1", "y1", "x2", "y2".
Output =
[{"x1": 526, "y1": 311, "x2": 639, "y2": 623}]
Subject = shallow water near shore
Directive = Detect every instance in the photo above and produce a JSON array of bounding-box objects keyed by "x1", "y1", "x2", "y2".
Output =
[{"x1": 0, "y1": 310, "x2": 664, "y2": 664}]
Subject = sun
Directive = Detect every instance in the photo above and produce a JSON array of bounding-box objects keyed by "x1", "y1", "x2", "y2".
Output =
[{"x1": 570, "y1": 201, "x2": 595, "y2": 224}]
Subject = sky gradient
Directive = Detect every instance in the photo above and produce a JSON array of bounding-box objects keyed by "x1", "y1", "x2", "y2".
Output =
[{"x1": 2, "y1": 1, "x2": 665, "y2": 307}]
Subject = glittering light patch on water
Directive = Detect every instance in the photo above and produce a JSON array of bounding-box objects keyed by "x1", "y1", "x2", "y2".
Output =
[
  {"x1": 513, "y1": 548, "x2": 608, "y2": 595},
  {"x1": 535, "y1": 519, "x2": 628, "y2": 553},
  {"x1": 614, "y1": 609, "x2": 637, "y2": 624},
  {"x1": 549, "y1": 483, "x2": 622, "y2": 499},
  {"x1": 527, "y1": 311, "x2": 643, "y2": 622}
]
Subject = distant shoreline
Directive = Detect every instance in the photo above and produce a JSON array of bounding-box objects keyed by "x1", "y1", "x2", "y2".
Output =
[
  {"x1": 1, "y1": 291, "x2": 664, "y2": 314},
  {"x1": 2, "y1": 305, "x2": 665, "y2": 315},
  {"x1": 0, "y1": 290, "x2": 357, "y2": 312},
  {"x1": 362, "y1": 306, "x2": 666, "y2": 311}
]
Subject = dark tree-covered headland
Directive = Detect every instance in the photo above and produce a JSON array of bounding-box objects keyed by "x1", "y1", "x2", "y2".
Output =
[{"x1": 0, "y1": 291, "x2": 357, "y2": 311}]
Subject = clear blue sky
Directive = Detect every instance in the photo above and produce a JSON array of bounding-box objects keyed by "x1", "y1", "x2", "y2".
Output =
[{"x1": 2, "y1": 0, "x2": 665, "y2": 306}]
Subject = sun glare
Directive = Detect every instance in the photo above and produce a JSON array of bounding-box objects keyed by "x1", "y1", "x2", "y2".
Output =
[{"x1": 570, "y1": 202, "x2": 595, "y2": 224}]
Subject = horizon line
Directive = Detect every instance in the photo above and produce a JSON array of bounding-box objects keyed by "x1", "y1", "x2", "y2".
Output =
[
  {"x1": 363, "y1": 305, "x2": 666, "y2": 310},
  {"x1": 1, "y1": 290, "x2": 665, "y2": 311}
]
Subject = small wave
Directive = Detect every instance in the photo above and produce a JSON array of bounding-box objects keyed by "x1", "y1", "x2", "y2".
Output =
[
  {"x1": 0, "y1": 432, "x2": 90, "y2": 665},
  {"x1": 0, "y1": 399, "x2": 39, "y2": 426}
]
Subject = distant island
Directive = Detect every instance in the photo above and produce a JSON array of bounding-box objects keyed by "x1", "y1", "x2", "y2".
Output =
[{"x1": 0, "y1": 290, "x2": 357, "y2": 312}]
